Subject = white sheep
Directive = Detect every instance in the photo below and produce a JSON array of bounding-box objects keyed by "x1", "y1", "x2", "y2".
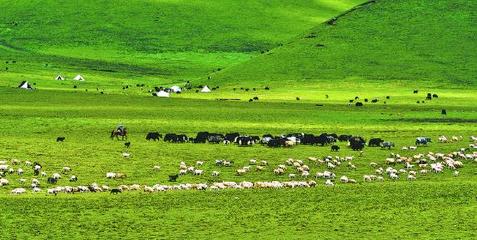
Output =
[
  {"x1": 196, "y1": 161, "x2": 204, "y2": 166},
  {"x1": 325, "y1": 179, "x2": 334, "y2": 186},
  {"x1": 340, "y1": 176, "x2": 349, "y2": 183},
  {"x1": 193, "y1": 169, "x2": 204, "y2": 175},
  {"x1": 122, "y1": 152, "x2": 131, "y2": 158},
  {"x1": 453, "y1": 170, "x2": 459, "y2": 177},
  {"x1": 52, "y1": 173, "x2": 61, "y2": 179},
  {"x1": 0, "y1": 178, "x2": 9, "y2": 186},
  {"x1": 17, "y1": 168, "x2": 24, "y2": 175},
  {"x1": 106, "y1": 172, "x2": 117, "y2": 179},
  {"x1": 62, "y1": 167, "x2": 71, "y2": 172},
  {"x1": 289, "y1": 173, "x2": 296, "y2": 179},
  {"x1": 11, "y1": 188, "x2": 26, "y2": 195},
  {"x1": 153, "y1": 165, "x2": 161, "y2": 171},
  {"x1": 211, "y1": 171, "x2": 220, "y2": 177}
]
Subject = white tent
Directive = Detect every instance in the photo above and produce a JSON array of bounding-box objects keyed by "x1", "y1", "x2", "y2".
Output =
[
  {"x1": 155, "y1": 90, "x2": 170, "y2": 98},
  {"x1": 170, "y1": 85, "x2": 182, "y2": 93},
  {"x1": 73, "y1": 75, "x2": 85, "y2": 81},
  {"x1": 18, "y1": 81, "x2": 32, "y2": 89},
  {"x1": 55, "y1": 75, "x2": 65, "y2": 80},
  {"x1": 200, "y1": 85, "x2": 211, "y2": 93}
]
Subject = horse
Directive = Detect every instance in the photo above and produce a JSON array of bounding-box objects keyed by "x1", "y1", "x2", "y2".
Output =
[{"x1": 111, "y1": 128, "x2": 128, "y2": 140}]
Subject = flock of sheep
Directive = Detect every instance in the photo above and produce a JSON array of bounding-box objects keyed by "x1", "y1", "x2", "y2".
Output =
[{"x1": 2, "y1": 136, "x2": 477, "y2": 195}]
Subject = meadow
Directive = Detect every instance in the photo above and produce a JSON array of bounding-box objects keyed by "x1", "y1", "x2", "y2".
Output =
[{"x1": 0, "y1": 0, "x2": 477, "y2": 239}]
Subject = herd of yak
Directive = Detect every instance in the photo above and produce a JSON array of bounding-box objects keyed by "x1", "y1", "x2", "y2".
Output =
[{"x1": 143, "y1": 132, "x2": 402, "y2": 151}]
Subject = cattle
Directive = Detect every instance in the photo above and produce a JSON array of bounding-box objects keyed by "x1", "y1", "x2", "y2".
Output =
[
  {"x1": 164, "y1": 133, "x2": 188, "y2": 143},
  {"x1": 338, "y1": 135, "x2": 352, "y2": 142},
  {"x1": 368, "y1": 138, "x2": 384, "y2": 147},
  {"x1": 380, "y1": 141, "x2": 395, "y2": 149},
  {"x1": 426, "y1": 93, "x2": 432, "y2": 100},
  {"x1": 124, "y1": 142, "x2": 131, "y2": 148},
  {"x1": 253, "y1": 96, "x2": 259, "y2": 101},
  {"x1": 413, "y1": 90, "x2": 419, "y2": 94},
  {"x1": 371, "y1": 99, "x2": 378, "y2": 103},
  {"x1": 207, "y1": 133, "x2": 225, "y2": 144},
  {"x1": 267, "y1": 138, "x2": 286, "y2": 148},
  {"x1": 56, "y1": 137, "x2": 65, "y2": 142},
  {"x1": 415, "y1": 137, "x2": 432, "y2": 145},
  {"x1": 110, "y1": 188, "x2": 122, "y2": 194},
  {"x1": 355, "y1": 102, "x2": 363, "y2": 107},
  {"x1": 349, "y1": 136, "x2": 366, "y2": 151},
  {"x1": 331, "y1": 145, "x2": 340, "y2": 152},
  {"x1": 168, "y1": 174, "x2": 179, "y2": 182},
  {"x1": 441, "y1": 109, "x2": 447, "y2": 115},
  {"x1": 225, "y1": 133, "x2": 240, "y2": 143},
  {"x1": 433, "y1": 94, "x2": 439, "y2": 98},
  {"x1": 193, "y1": 132, "x2": 209, "y2": 143},
  {"x1": 146, "y1": 132, "x2": 162, "y2": 141},
  {"x1": 237, "y1": 136, "x2": 255, "y2": 146},
  {"x1": 47, "y1": 177, "x2": 58, "y2": 184}
]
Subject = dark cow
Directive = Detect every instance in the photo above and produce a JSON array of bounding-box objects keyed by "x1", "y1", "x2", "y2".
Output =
[
  {"x1": 413, "y1": 90, "x2": 419, "y2": 94},
  {"x1": 56, "y1": 137, "x2": 65, "y2": 142},
  {"x1": 432, "y1": 94, "x2": 438, "y2": 98},
  {"x1": 426, "y1": 93, "x2": 432, "y2": 100},
  {"x1": 368, "y1": 138, "x2": 384, "y2": 147},
  {"x1": 146, "y1": 132, "x2": 162, "y2": 141},
  {"x1": 124, "y1": 142, "x2": 131, "y2": 148},
  {"x1": 416, "y1": 137, "x2": 431, "y2": 145},
  {"x1": 193, "y1": 132, "x2": 210, "y2": 143},
  {"x1": 355, "y1": 102, "x2": 363, "y2": 107},
  {"x1": 380, "y1": 141, "x2": 395, "y2": 149},
  {"x1": 338, "y1": 135, "x2": 352, "y2": 142},
  {"x1": 441, "y1": 109, "x2": 447, "y2": 115},
  {"x1": 47, "y1": 177, "x2": 58, "y2": 184},
  {"x1": 168, "y1": 174, "x2": 179, "y2": 182},
  {"x1": 371, "y1": 99, "x2": 378, "y2": 103},
  {"x1": 110, "y1": 188, "x2": 122, "y2": 194},
  {"x1": 225, "y1": 133, "x2": 240, "y2": 143},
  {"x1": 267, "y1": 138, "x2": 286, "y2": 148},
  {"x1": 207, "y1": 134, "x2": 224, "y2": 144},
  {"x1": 331, "y1": 145, "x2": 340, "y2": 152},
  {"x1": 349, "y1": 136, "x2": 366, "y2": 151},
  {"x1": 164, "y1": 133, "x2": 188, "y2": 143},
  {"x1": 237, "y1": 136, "x2": 254, "y2": 146}
]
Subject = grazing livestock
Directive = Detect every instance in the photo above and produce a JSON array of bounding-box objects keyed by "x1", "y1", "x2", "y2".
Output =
[
  {"x1": 349, "y1": 136, "x2": 366, "y2": 151},
  {"x1": 331, "y1": 145, "x2": 340, "y2": 152},
  {"x1": 124, "y1": 142, "x2": 131, "y2": 148},
  {"x1": 47, "y1": 177, "x2": 58, "y2": 184},
  {"x1": 69, "y1": 176, "x2": 78, "y2": 182},
  {"x1": 146, "y1": 132, "x2": 162, "y2": 141},
  {"x1": 368, "y1": 138, "x2": 384, "y2": 147},
  {"x1": 441, "y1": 109, "x2": 447, "y2": 115},
  {"x1": 415, "y1": 137, "x2": 432, "y2": 145},
  {"x1": 56, "y1": 137, "x2": 65, "y2": 142},
  {"x1": 110, "y1": 188, "x2": 122, "y2": 194},
  {"x1": 168, "y1": 174, "x2": 179, "y2": 182},
  {"x1": 380, "y1": 141, "x2": 395, "y2": 149}
]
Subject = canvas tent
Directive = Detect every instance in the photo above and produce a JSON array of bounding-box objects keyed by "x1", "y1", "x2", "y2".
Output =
[
  {"x1": 73, "y1": 75, "x2": 85, "y2": 81},
  {"x1": 18, "y1": 81, "x2": 32, "y2": 89},
  {"x1": 200, "y1": 85, "x2": 211, "y2": 93},
  {"x1": 55, "y1": 75, "x2": 65, "y2": 80},
  {"x1": 170, "y1": 85, "x2": 182, "y2": 93},
  {"x1": 154, "y1": 90, "x2": 170, "y2": 98}
]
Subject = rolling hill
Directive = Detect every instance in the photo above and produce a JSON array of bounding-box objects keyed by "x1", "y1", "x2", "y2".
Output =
[
  {"x1": 0, "y1": 0, "x2": 364, "y2": 82},
  {"x1": 212, "y1": 0, "x2": 477, "y2": 86}
]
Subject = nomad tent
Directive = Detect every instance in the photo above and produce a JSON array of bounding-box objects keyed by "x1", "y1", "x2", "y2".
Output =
[
  {"x1": 154, "y1": 90, "x2": 170, "y2": 98},
  {"x1": 73, "y1": 75, "x2": 85, "y2": 81},
  {"x1": 170, "y1": 86, "x2": 182, "y2": 93},
  {"x1": 18, "y1": 81, "x2": 32, "y2": 89},
  {"x1": 55, "y1": 75, "x2": 65, "y2": 80},
  {"x1": 200, "y1": 85, "x2": 211, "y2": 93}
]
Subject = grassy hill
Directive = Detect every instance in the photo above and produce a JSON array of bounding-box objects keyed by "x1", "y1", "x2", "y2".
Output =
[
  {"x1": 0, "y1": 0, "x2": 363, "y2": 82},
  {"x1": 212, "y1": 0, "x2": 477, "y2": 86}
]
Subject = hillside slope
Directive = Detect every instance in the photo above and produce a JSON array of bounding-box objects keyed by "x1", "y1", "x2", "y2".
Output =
[
  {"x1": 0, "y1": 0, "x2": 363, "y2": 81},
  {"x1": 212, "y1": 0, "x2": 477, "y2": 86}
]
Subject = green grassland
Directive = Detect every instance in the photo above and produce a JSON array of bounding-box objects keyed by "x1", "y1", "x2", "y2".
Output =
[
  {"x1": 0, "y1": 0, "x2": 363, "y2": 81},
  {"x1": 213, "y1": 0, "x2": 477, "y2": 86},
  {"x1": 1, "y1": 0, "x2": 477, "y2": 239}
]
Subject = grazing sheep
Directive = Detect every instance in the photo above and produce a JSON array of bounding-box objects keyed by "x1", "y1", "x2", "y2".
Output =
[
  {"x1": 153, "y1": 165, "x2": 161, "y2": 171},
  {"x1": 325, "y1": 179, "x2": 334, "y2": 186},
  {"x1": 19, "y1": 178, "x2": 26, "y2": 184},
  {"x1": 288, "y1": 173, "x2": 296, "y2": 179},
  {"x1": 62, "y1": 167, "x2": 71, "y2": 173},
  {"x1": 41, "y1": 171, "x2": 47, "y2": 177},
  {"x1": 407, "y1": 175, "x2": 416, "y2": 181},
  {"x1": 196, "y1": 161, "x2": 204, "y2": 166},
  {"x1": 211, "y1": 171, "x2": 220, "y2": 177},
  {"x1": 193, "y1": 169, "x2": 204, "y2": 175},
  {"x1": 70, "y1": 175, "x2": 78, "y2": 182},
  {"x1": 340, "y1": 176, "x2": 349, "y2": 183},
  {"x1": 179, "y1": 169, "x2": 187, "y2": 175},
  {"x1": 11, "y1": 188, "x2": 26, "y2": 195},
  {"x1": 249, "y1": 159, "x2": 257, "y2": 165},
  {"x1": 453, "y1": 170, "x2": 459, "y2": 177},
  {"x1": 256, "y1": 166, "x2": 265, "y2": 171},
  {"x1": 144, "y1": 186, "x2": 154, "y2": 193},
  {"x1": 52, "y1": 173, "x2": 61, "y2": 179},
  {"x1": 17, "y1": 168, "x2": 24, "y2": 175},
  {"x1": 236, "y1": 169, "x2": 246, "y2": 176},
  {"x1": 122, "y1": 152, "x2": 131, "y2": 158},
  {"x1": 0, "y1": 178, "x2": 9, "y2": 186},
  {"x1": 106, "y1": 172, "x2": 116, "y2": 179}
]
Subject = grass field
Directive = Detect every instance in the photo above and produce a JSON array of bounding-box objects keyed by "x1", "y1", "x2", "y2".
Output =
[{"x1": 1, "y1": 0, "x2": 477, "y2": 239}]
